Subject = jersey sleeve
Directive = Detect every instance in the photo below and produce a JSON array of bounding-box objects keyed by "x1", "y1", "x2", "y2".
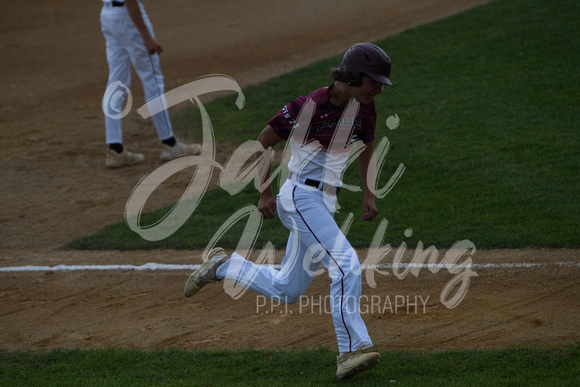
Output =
[{"x1": 267, "y1": 96, "x2": 307, "y2": 140}]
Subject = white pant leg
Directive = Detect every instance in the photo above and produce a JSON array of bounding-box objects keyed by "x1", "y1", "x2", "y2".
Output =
[
  {"x1": 286, "y1": 186, "x2": 372, "y2": 353},
  {"x1": 217, "y1": 229, "x2": 319, "y2": 304},
  {"x1": 101, "y1": 7, "x2": 132, "y2": 144}
]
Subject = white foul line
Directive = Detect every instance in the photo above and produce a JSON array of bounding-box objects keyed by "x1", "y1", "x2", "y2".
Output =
[{"x1": 0, "y1": 262, "x2": 578, "y2": 273}]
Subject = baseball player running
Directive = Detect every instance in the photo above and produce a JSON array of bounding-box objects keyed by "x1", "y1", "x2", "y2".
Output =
[
  {"x1": 100, "y1": 0, "x2": 200, "y2": 168},
  {"x1": 185, "y1": 43, "x2": 393, "y2": 380}
]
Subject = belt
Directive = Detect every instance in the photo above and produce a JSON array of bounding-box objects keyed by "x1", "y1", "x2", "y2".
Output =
[
  {"x1": 104, "y1": 1, "x2": 125, "y2": 7},
  {"x1": 301, "y1": 178, "x2": 341, "y2": 195},
  {"x1": 305, "y1": 179, "x2": 340, "y2": 194}
]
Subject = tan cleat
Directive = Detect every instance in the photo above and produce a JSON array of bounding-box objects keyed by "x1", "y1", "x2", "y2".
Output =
[
  {"x1": 160, "y1": 140, "x2": 201, "y2": 161},
  {"x1": 106, "y1": 149, "x2": 145, "y2": 168},
  {"x1": 336, "y1": 349, "x2": 381, "y2": 380},
  {"x1": 184, "y1": 247, "x2": 228, "y2": 298}
]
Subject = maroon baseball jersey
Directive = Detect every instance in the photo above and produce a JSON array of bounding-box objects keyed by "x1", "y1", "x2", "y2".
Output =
[
  {"x1": 268, "y1": 82, "x2": 377, "y2": 186},
  {"x1": 269, "y1": 82, "x2": 377, "y2": 148}
]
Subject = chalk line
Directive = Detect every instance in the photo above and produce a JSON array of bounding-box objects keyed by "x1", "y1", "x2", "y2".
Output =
[{"x1": 0, "y1": 262, "x2": 578, "y2": 272}]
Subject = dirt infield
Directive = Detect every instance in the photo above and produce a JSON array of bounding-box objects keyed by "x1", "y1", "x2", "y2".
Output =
[{"x1": 1, "y1": 0, "x2": 578, "y2": 352}]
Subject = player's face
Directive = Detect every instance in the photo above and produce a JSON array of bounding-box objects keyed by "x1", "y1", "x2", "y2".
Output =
[{"x1": 352, "y1": 76, "x2": 385, "y2": 104}]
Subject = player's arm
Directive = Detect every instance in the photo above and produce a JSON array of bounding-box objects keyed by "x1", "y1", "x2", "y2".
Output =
[
  {"x1": 256, "y1": 125, "x2": 284, "y2": 219},
  {"x1": 125, "y1": 0, "x2": 163, "y2": 55},
  {"x1": 358, "y1": 141, "x2": 378, "y2": 222}
]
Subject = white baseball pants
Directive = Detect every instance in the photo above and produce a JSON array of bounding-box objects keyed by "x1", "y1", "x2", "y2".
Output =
[
  {"x1": 217, "y1": 180, "x2": 373, "y2": 353},
  {"x1": 100, "y1": 3, "x2": 173, "y2": 144}
]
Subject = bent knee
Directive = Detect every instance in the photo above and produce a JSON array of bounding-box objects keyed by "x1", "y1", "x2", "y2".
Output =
[
  {"x1": 330, "y1": 252, "x2": 362, "y2": 279},
  {"x1": 283, "y1": 292, "x2": 303, "y2": 304},
  {"x1": 272, "y1": 289, "x2": 304, "y2": 304}
]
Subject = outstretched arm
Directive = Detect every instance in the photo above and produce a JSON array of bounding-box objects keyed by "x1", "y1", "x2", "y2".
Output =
[{"x1": 358, "y1": 141, "x2": 378, "y2": 222}]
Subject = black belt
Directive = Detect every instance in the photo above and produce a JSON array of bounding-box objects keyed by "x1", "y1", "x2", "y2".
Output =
[
  {"x1": 304, "y1": 179, "x2": 341, "y2": 195},
  {"x1": 111, "y1": 1, "x2": 124, "y2": 6}
]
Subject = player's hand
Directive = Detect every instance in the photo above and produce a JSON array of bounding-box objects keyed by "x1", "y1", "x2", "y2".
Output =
[
  {"x1": 144, "y1": 36, "x2": 163, "y2": 55},
  {"x1": 258, "y1": 191, "x2": 277, "y2": 219},
  {"x1": 362, "y1": 196, "x2": 378, "y2": 222}
]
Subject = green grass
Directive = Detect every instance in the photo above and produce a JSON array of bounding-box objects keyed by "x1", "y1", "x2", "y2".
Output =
[
  {"x1": 66, "y1": 0, "x2": 579, "y2": 252},
  {"x1": 1, "y1": 345, "x2": 578, "y2": 386}
]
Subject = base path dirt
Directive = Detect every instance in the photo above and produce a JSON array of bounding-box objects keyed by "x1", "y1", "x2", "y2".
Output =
[{"x1": 1, "y1": 0, "x2": 578, "y2": 352}]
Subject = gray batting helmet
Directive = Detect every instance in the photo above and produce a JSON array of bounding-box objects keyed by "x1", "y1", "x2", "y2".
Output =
[{"x1": 338, "y1": 43, "x2": 393, "y2": 87}]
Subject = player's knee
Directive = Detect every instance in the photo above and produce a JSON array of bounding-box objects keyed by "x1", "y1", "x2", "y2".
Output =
[
  {"x1": 338, "y1": 251, "x2": 362, "y2": 278},
  {"x1": 349, "y1": 256, "x2": 361, "y2": 275},
  {"x1": 274, "y1": 280, "x2": 308, "y2": 304},
  {"x1": 283, "y1": 291, "x2": 303, "y2": 304},
  {"x1": 286, "y1": 296, "x2": 300, "y2": 304}
]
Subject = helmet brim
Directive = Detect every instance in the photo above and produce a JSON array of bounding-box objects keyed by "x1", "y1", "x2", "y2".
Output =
[{"x1": 370, "y1": 74, "x2": 394, "y2": 88}]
